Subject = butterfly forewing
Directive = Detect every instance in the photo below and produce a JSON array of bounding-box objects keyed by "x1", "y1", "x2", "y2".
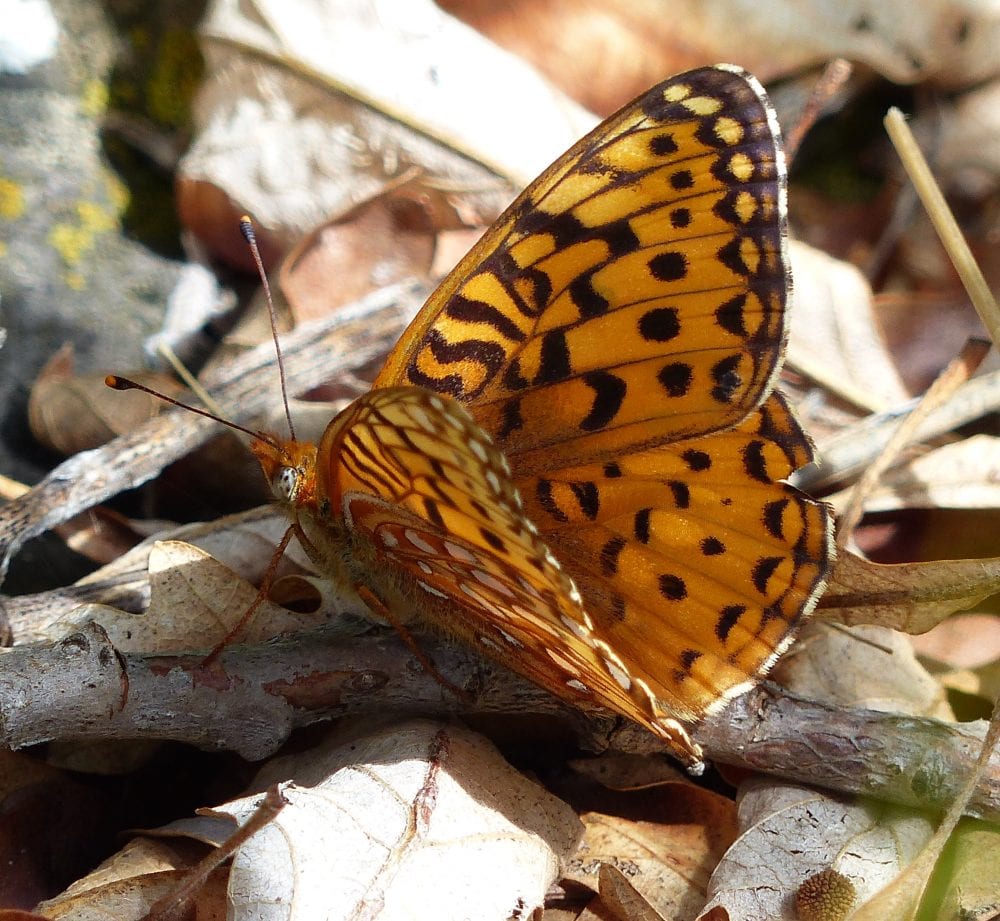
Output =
[{"x1": 377, "y1": 66, "x2": 790, "y2": 478}]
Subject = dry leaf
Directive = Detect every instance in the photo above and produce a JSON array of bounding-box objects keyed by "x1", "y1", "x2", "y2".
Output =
[
  {"x1": 826, "y1": 434, "x2": 1000, "y2": 514},
  {"x1": 179, "y1": 0, "x2": 595, "y2": 263},
  {"x1": 818, "y1": 549, "x2": 1000, "y2": 635},
  {"x1": 28, "y1": 346, "x2": 178, "y2": 456},
  {"x1": 37, "y1": 837, "x2": 229, "y2": 921},
  {"x1": 55, "y1": 538, "x2": 348, "y2": 654},
  {"x1": 786, "y1": 240, "x2": 909, "y2": 414},
  {"x1": 910, "y1": 613, "x2": 1000, "y2": 669},
  {"x1": 279, "y1": 187, "x2": 437, "y2": 324},
  {"x1": 214, "y1": 720, "x2": 582, "y2": 920},
  {"x1": 567, "y1": 783, "x2": 737, "y2": 920},
  {"x1": 700, "y1": 779, "x2": 934, "y2": 921},
  {"x1": 779, "y1": 622, "x2": 951, "y2": 719}
]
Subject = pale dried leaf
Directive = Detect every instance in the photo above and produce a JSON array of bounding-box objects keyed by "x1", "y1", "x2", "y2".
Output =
[
  {"x1": 786, "y1": 240, "x2": 909, "y2": 413},
  {"x1": 596, "y1": 863, "x2": 668, "y2": 921},
  {"x1": 779, "y1": 622, "x2": 951, "y2": 718},
  {"x1": 37, "y1": 837, "x2": 228, "y2": 921},
  {"x1": 826, "y1": 434, "x2": 1000, "y2": 513},
  {"x1": 935, "y1": 76, "x2": 1000, "y2": 195},
  {"x1": 700, "y1": 779, "x2": 934, "y2": 921},
  {"x1": 28, "y1": 351, "x2": 176, "y2": 456},
  {"x1": 180, "y1": 0, "x2": 595, "y2": 250},
  {"x1": 817, "y1": 549, "x2": 1000, "y2": 635},
  {"x1": 643, "y1": 0, "x2": 1000, "y2": 86},
  {"x1": 214, "y1": 720, "x2": 581, "y2": 920},
  {"x1": 46, "y1": 535, "x2": 356, "y2": 654},
  {"x1": 910, "y1": 613, "x2": 1000, "y2": 669}
]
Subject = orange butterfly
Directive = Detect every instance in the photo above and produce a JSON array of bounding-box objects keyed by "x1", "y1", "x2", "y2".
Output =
[{"x1": 249, "y1": 65, "x2": 832, "y2": 770}]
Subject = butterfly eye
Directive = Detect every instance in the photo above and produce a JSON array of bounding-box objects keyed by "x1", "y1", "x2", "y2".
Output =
[{"x1": 273, "y1": 467, "x2": 299, "y2": 502}]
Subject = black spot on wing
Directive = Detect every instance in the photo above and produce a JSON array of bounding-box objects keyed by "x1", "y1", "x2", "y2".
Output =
[
  {"x1": 752, "y1": 556, "x2": 783, "y2": 594},
  {"x1": 716, "y1": 604, "x2": 746, "y2": 642},
  {"x1": 715, "y1": 294, "x2": 748, "y2": 337},
  {"x1": 710, "y1": 354, "x2": 743, "y2": 403},
  {"x1": 667, "y1": 480, "x2": 690, "y2": 508},
  {"x1": 581, "y1": 372, "x2": 626, "y2": 431},
  {"x1": 536, "y1": 329, "x2": 572, "y2": 383},
  {"x1": 682, "y1": 449, "x2": 711, "y2": 471},
  {"x1": 763, "y1": 498, "x2": 788, "y2": 539},
  {"x1": 638, "y1": 307, "x2": 680, "y2": 342},
  {"x1": 743, "y1": 440, "x2": 769, "y2": 483},
  {"x1": 648, "y1": 251, "x2": 688, "y2": 281},
  {"x1": 659, "y1": 573, "x2": 687, "y2": 600},
  {"x1": 649, "y1": 132, "x2": 679, "y2": 156},
  {"x1": 569, "y1": 271, "x2": 609, "y2": 318},
  {"x1": 446, "y1": 294, "x2": 526, "y2": 344},
  {"x1": 658, "y1": 362, "x2": 692, "y2": 397},
  {"x1": 634, "y1": 508, "x2": 652, "y2": 544},
  {"x1": 600, "y1": 536, "x2": 627, "y2": 575},
  {"x1": 700, "y1": 537, "x2": 725, "y2": 556},
  {"x1": 570, "y1": 481, "x2": 600, "y2": 520},
  {"x1": 536, "y1": 479, "x2": 568, "y2": 523}
]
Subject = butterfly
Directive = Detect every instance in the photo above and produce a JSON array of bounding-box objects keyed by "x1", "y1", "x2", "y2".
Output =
[{"x1": 250, "y1": 64, "x2": 832, "y2": 770}]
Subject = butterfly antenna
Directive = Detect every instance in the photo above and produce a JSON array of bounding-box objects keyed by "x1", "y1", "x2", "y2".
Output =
[
  {"x1": 105, "y1": 375, "x2": 276, "y2": 447},
  {"x1": 239, "y1": 215, "x2": 297, "y2": 442}
]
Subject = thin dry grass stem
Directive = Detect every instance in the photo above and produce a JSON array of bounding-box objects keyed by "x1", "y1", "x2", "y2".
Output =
[
  {"x1": 836, "y1": 338, "x2": 991, "y2": 548},
  {"x1": 884, "y1": 107, "x2": 1000, "y2": 348},
  {"x1": 155, "y1": 341, "x2": 225, "y2": 419},
  {"x1": 837, "y1": 339, "x2": 990, "y2": 550},
  {"x1": 141, "y1": 784, "x2": 289, "y2": 921}
]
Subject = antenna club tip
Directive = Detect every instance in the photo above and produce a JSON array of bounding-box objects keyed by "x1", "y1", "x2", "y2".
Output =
[
  {"x1": 239, "y1": 215, "x2": 256, "y2": 243},
  {"x1": 106, "y1": 374, "x2": 128, "y2": 390}
]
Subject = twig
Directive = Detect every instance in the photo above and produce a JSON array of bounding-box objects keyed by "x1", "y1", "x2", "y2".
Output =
[{"x1": 4, "y1": 621, "x2": 1000, "y2": 822}]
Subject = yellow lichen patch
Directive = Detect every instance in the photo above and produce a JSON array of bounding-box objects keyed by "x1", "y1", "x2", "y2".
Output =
[
  {"x1": 78, "y1": 200, "x2": 118, "y2": 234},
  {"x1": 81, "y1": 79, "x2": 109, "y2": 118},
  {"x1": 49, "y1": 223, "x2": 93, "y2": 266},
  {"x1": 0, "y1": 178, "x2": 25, "y2": 220}
]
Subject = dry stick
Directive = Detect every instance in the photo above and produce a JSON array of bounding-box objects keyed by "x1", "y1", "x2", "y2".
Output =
[
  {"x1": 884, "y1": 107, "x2": 1000, "y2": 349},
  {"x1": 783, "y1": 58, "x2": 853, "y2": 164},
  {"x1": 5, "y1": 621, "x2": 1000, "y2": 821},
  {"x1": 835, "y1": 337, "x2": 991, "y2": 547},
  {"x1": 142, "y1": 784, "x2": 289, "y2": 921}
]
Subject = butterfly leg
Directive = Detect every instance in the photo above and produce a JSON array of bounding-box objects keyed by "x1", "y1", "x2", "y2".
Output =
[
  {"x1": 355, "y1": 584, "x2": 473, "y2": 703},
  {"x1": 200, "y1": 525, "x2": 298, "y2": 666}
]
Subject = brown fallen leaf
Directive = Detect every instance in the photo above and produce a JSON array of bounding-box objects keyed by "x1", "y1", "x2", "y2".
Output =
[
  {"x1": 818, "y1": 549, "x2": 1000, "y2": 635},
  {"x1": 566, "y1": 783, "x2": 737, "y2": 919}
]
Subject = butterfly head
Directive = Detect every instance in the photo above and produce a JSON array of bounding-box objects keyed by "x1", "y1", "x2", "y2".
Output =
[{"x1": 250, "y1": 435, "x2": 318, "y2": 508}]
